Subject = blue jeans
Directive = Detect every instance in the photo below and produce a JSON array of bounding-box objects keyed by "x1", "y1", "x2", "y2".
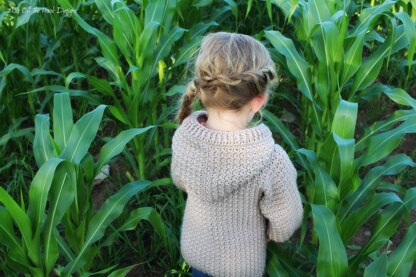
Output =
[{"x1": 191, "y1": 266, "x2": 212, "y2": 277}]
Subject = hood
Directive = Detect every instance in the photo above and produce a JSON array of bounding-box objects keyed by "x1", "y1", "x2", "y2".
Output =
[{"x1": 172, "y1": 110, "x2": 275, "y2": 203}]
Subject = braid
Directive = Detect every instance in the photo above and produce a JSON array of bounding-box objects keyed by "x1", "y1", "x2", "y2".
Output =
[{"x1": 176, "y1": 80, "x2": 198, "y2": 125}]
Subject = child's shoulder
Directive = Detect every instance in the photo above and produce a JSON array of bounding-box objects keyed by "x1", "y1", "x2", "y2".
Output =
[{"x1": 268, "y1": 143, "x2": 297, "y2": 175}]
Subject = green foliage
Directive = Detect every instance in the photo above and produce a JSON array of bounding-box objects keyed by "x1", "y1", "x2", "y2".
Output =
[
  {"x1": 0, "y1": 0, "x2": 415, "y2": 276},
  {"x1": 264, "y1": 0, "x2": 416, "y2": 275},
  {"x1": 0, "y1": 93, "x2": 168, "y2": 276}
]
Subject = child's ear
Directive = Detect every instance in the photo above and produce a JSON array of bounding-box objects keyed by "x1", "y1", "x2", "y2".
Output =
[{"x1": 251, "y1": 93, "x2": 268, "y2": 113}]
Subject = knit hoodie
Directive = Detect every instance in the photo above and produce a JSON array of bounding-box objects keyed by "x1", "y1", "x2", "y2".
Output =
[{"x1": 171, "y1": 110, "x2": 303, "y2": 277}]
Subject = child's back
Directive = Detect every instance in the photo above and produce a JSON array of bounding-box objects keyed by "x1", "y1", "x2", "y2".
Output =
[{"x1": 171, "y1": 32, "x2": 303, "y2": 277}]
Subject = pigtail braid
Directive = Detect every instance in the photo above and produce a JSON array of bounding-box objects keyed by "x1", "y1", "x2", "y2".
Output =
[{"x1": 176, "y1": 80, "x2": 198, "y2": 125}]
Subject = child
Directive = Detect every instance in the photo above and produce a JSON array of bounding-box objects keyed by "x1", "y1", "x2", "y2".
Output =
[{"x1": 170, "y1": 32, "x2": 303, "y2": 277}]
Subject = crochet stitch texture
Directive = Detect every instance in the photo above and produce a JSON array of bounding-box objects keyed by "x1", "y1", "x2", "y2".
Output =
[{"x1": 171, "y1": 110, "x2": 303, "y2": 277}]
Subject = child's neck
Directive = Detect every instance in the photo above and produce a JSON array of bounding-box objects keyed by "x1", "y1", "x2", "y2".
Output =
[{"x1": 203, "y1": 107, "x2": 253, "y2": 132}]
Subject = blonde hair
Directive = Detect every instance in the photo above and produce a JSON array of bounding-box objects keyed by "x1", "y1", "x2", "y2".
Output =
[{"x1": 176, "y1": 32, "x2": 276, "y2": 125}]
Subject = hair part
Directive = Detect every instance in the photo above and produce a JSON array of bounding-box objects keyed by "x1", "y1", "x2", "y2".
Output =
[{"x1": 176, "y1": 32, "x2": 277, "y2": 125}]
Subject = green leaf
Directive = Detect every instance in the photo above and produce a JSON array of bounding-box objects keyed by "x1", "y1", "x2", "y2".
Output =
[
  {"x1": 144, "y1": 0, "x2": 167, "y2": 26},
  {"x1": 364, "y1": 254, "x2": 387, "y2": 277},
  {"x1": 27, "y1": 158, "x2": 65, "y2": 231},
  {"x1": 341, "y1": 154, "x2": 415, "y2": 222},
  {"x1": 311, "y1": 21, "x2": 343, "y2": 65},
  {"x1": 298, "y1": 149, "x2": 339, "y2": 211},
  {"x1": 265, "y1": 30, "x2": 322, "y2": 135},
  {"x1": 311, "y1": 205, "x2": 348, "y2": 277},
  {"x1": 57, "y1": 0, "x2": 120, "y2": 66},
  {"x1": 142, "y1": 26, "x2": 186, "y2": 101},
  {"x1": 332, "y1": 99, "x2": 358, "y2": 139},
  {"x1": 87, "y1": 76, "x2": 114, "y2": 97},
  {"x1": 108, "y1": 264, "x2": 138, "y2": 277},
  {"x1": 108, "y1": 105, "x2": 130, "y2": 125},
  {"x1": 333, "y1": 134, "x2": 355, "y2": 199},
  {"x1": 0, "y1": 187, "x2": 32, "y2": 249},
  {"x1": 352, "y1": 0, "x2": 396, "y2": 35},
  {"x1": 0, "y1": 63, "x2": 32, "y2": 81},
  {"x1": 65, "y1": 72, "x2": 86, "y2": 89},
  {"x1": 63, "y1": 181, "x2": 151, "y2": 276},
  {"x1": 54, "y1": 229, "x2": 75, "y2": 261},
  {"x1": 0, "y1": 207, "x2": 29, "y2": 266},
  {"x1": 33, "y1": 114, "x2": 55, "y2": 167},
  {"x1": 245, "y1": 0, "x2": 253, "y2": 18},
  {"x1": 95, "y1": 126, "x2": 156, "y2": 172},
  {"x1": 95, "y1": 0, "x2": 115, "y2": 25},
  {"x1": 113, "y1": 4, "x2": 141, "y2": 62},
  {"x1": 404, "y1": 187, "x2": 416, "y2": 213},
  {"x1": 359, "y1": 117, "x2": 416, "y2": 166},
  {"x1": 341, "y1": 192, "x2": 401, "y2": 243},
  {"x1": 43, "y1": 162, "x2": 76, "y2": 275},
  {"x1": 266, "y1": 250, "x2": 289, "y2": 277},
  {"x1": 263, "y1": 110, "x2": 312, "y2": 180},
  {"x1": 359, "y1": 202, "x2": 404, "y2": 257},
  {"x1": 60, "y1": 105, "x2": 106, "y2": 165},
  {"x1": 394, "y1": 12, "x2": 416, "y2": 73},
  {"x1": 356, "y1": 109, "x2": 416, "y2": 151},
  {"x1": 0, "y1": 127, "x2": 33, "y2": 146},
  {"x1": 53, "y1": 93, "x2": 74, "y2": 152},
  {"x1": 387, "y1": 222, "x2": 416, "y2": 277},
  {"x1": 118, "y1": 207, "x2": 168, "y2": 248},
  {"x1": 341, "y1": 32, "x2": 365, "y2": 86},
  {"x1": 225, "y1": 0, "x2": 238, "y2": 19},
  {"x1": 382, "y1": 87, "x2": 416, "y2": 110},
  {"x1": 173, "y1": 36, "x2": 203, "y2": 67}
]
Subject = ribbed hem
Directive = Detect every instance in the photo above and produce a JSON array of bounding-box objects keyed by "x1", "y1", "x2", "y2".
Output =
[{"x1": 181, "y1": 110, "x2": 272, "y2": 145}]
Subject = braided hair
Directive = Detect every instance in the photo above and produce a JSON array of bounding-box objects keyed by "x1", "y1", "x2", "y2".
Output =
[{"x1": 176, "y1": 32, "x2": 277, "y2": 124}]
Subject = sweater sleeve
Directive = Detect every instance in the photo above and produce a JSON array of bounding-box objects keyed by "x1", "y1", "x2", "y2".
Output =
[
  {"x1": 259, "y1": 145, "x2": 303, "y2": 243},
  {"x1": 170, "y1": 152, "x2": 186, "y2": 192}
]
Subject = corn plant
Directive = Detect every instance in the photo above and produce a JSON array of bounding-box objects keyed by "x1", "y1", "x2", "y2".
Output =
[
  {"x1": 0, "y1": 92, "x2": 169, "y2": 276},
  {"x1": 52, "y1": 0, "x2": 219, "y2": 181},
  {"x1": 263, "y1": 0, "x2": 416, "y2": 276}
]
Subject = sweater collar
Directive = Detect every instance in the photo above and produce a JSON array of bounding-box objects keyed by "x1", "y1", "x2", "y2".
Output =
[{"x1": 181, "y1": 110, "x2": 272, "y2": 145}]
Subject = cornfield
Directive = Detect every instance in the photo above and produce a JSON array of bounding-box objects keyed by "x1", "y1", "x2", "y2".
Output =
[{"x1": 0, "y1": 0, "x2": 415, "y2": 276}]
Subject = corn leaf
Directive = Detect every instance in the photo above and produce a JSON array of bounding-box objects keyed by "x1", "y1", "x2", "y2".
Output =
[
  {"x1": 53, "y1": 93, "x2": 74, "y2": 152},
  {"x1": 107, "y1": 264, "x2": 137, "y2": 277},
  {"x1": 95, "y1": 0, "x2": 114, "y2": 25},
  {"x1": 332, "y1": 100, "x2": 358, "y2": 139},
  {"x1": 27, "y1": 158, "x2": 64, "y2": 231},
  {"x1": 341, "y1": 32, "x2": 365, "y2": 86},
  {"x1": 33, "y1": 114, "x2": 55, "y2": 167},
  {"x1": 0, "y1": 187, "x2": 32, "y2": 249},
  {"x1": 298, "y1": 149, "x2": 339, "y2": 210},
  {"x1": 340, "y1": 192, "x2": 401, "y2": 243},
  {"x1": 311, "y1": 204, "x2": 348, "y2": 277},
  {"x1": 95, "y1": 126, "x2": 156, "y2": 173},
  {"x1": 364, "y1": 254, "x2": 387, "y2": 277},
  {"x1": 263, "y1": 110, "x2": 312, "y2": 180},
  {"x1": 359, "y1": 202, "x2": 404, "y2": 257},
  {"x1": 333, "y1": 134, "x2": 355, "y2": 198},
  {"x1": 0, "y1": 207, "x2": 29, "y2": 265},
  {"x1": 62, "y1": 180, "x2": 151, "y2": 276},
  {"x1": 359, "y1": 117, "x2": 416, "y2": 166},
  {"x1": 60, "y1": 105, "x2": 106, "y2": 165},
  {"x1": 356, "y1": 109, "x2": 416, "y2": 151},
  {"x1": 117, "y1": 207, "x2": 168, "y2": 248},
  {"x1": 394, "y1": 12, "x2": 416, "y2": 73},
  {"x1": 43, "y1": 161, "x2": 76, "y2": 275},
  {"x1": 265, "y1": 30, "x2": 323, "y2": 135},
  {"x1": 387, "y1": 222, "x2": 416, "y2": 277},
  {"x1": 341, "y1": 154, "x2": 415, "y2": 222}
]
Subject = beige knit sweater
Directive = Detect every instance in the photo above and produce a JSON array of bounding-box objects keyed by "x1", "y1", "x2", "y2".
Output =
[{"x1": 170, "y1": 110, "x2": 303, "y2": 277}]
